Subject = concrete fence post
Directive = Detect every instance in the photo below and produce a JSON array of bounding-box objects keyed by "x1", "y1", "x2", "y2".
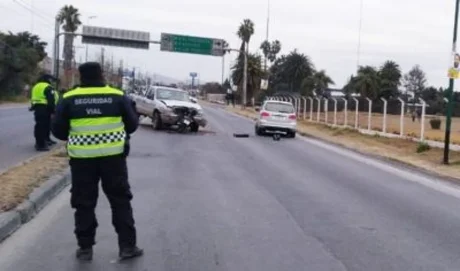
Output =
[
  {"x1": 316, "y1": 97, "x2": 321, "y2": 122},
  {"x1": 366, "y1": 98, "x2": 372, "y2": 131},
  {"x1": 353, "y1": 97, "x2": 359, "y2": 129},
  {"x1": 397, "y1": 97, "x2": 405, "y2": 137},
  {"x1": 324, "y1": 98, "x2": 329, "y2": 124},
  {"x1": 341, "y1": 97, "x2": 348, "y2": 127},
  {"x1": 419, "y1": 98, "x2": 426, "y2": 142},
  {"x1": 332, "y1": 98, "x2": 338, "y2": 126},
  {"x1": 308, "y1": 97, "x2": 313, "y2": 121},
  {"x1": 380, "y1": 97, "x2": 388, "y2": 134}
]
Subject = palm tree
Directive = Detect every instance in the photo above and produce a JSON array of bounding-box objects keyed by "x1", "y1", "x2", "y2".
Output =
[
  {"x1": 379, "y1": 60, "x2": 402, "y2": 99},
  {"x1": 354, "y1": 66, "x2": 380, "y2": 100},
  {"x1": 237, "y1": 19, "x2": 254, "y2": 54},
  {"x1": 236, "y1": 19, "x2": 255, "y2": 104},
  {"x1": 57, "y1": 5, "x2": 81, "y2": 87},
  {"x1": 301, "y1": 70, "x2": 334, "y2": 96},
  {"x1": 283, "y1": 49, "x2": 314, "y2": 91},
  {"x1": 231, "y1": 53, "x2": 263, "y2": 101}
]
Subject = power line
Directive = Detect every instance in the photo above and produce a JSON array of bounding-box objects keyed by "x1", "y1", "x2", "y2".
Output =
[{"x1": 11, "y1": 0, "x2": 54, "y2": 29}]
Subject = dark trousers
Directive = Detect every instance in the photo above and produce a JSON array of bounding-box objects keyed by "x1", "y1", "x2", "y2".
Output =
[
  {"x1": 69, "y1": 155, "x2": 137, "y2": 249},
  {"x1": 33, "y1": 105, "x2": 51, "y2": 147}
]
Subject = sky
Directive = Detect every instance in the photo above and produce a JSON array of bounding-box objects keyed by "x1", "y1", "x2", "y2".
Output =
[{"x1": 0, "y1": 0, "x2": 457, "y2": 88}]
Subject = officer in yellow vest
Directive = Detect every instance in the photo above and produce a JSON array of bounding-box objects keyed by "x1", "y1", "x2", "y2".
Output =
[
  {"x1": 51, "y1": 62, "x2": 143, "y2": 261},
  {"x1": 30, "y1": 74, "x2": 57, "y2": 151}
]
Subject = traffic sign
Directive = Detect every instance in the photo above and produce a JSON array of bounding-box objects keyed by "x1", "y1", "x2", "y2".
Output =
[
  {"x1": 81, "y1": 26, "x2": 150, "y2": 49},
  {"x1": 160, "y1": 33, "x2": 225, "y2": 56},
  {"x1": 190, "y1": 72, "x2": 197, "y2": 78}
]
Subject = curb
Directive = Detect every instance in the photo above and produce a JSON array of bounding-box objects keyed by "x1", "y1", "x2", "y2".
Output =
[{"x1": 0, "y1": 168, "x2": 71, "y2": 243}]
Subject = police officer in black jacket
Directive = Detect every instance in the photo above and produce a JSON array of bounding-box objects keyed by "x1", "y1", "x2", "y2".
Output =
[{"x1": 51, "y1": 62, "x2": 143, "y2": 261}]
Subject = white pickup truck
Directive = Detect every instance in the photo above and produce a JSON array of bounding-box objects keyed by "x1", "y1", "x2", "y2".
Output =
[{"x1": 130, "y1": 86, "x2": 207, "y2": 131}]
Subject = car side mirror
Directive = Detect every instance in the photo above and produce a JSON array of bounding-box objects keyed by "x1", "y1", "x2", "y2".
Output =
[{"x1": 255, "y1": 107, "x2": 260, "y2": 112}]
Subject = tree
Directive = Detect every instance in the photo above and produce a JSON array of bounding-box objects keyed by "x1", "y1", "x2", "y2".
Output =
[
  {"x1": 354, "y1": 66, "x2": 380, "y2": 100},
  {"x1": 301, "y1": 70, "x2": 334, "y2": 96},
  {"x1": 283, "y1": 49, "x2": 314, "y2": 91},
  {"x1": 379, "y1": 60, "x2": 402, "y2": 99},
  {"x1": 231, "y1": 53, "x2": 263, "y2": 102},
  {"x1": 260, "y1": 40, "x2": 282, "y2": 66},
  {"x1": 222, "y1": 78, "x2": 231, "y2": 90},
  {"x1": 202, "y1": 82, "x2": 225, "y2": 94},
  {"x1": 403, "y1": 65, "x2": 426, "y2": 102},
  {"x1": 236, "y1": 19, "x2": 254, "y2": 60},
  {"x1": 0, "y1": 31, "x2": 47, "y2": 98},
  {"x1": 343, "y1": 75, "x2": 358, "y2": 96},
  {"x1": 57, "y1": 5, "x2": 81, "y2": 87}
]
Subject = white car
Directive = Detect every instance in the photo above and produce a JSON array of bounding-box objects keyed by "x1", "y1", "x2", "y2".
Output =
[
  {"x1": 130, "y1": 86, "x2": 207, "y2": 132},
  {"x1": 255, "y1": 100, "x2": 297, "y2": 138}
]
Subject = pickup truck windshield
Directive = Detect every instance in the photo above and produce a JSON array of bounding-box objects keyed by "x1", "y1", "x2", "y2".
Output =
[{"x1": 156, "y1": 88, "x2": 189, "y2": 101}]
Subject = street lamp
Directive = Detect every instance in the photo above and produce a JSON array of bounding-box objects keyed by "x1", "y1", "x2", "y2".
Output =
[
  {"x1": 444, "y1": 0, "x2": 460, "y2": 165},
  {"x1": 85, "y1": 15, "x2": 97, "y2": 61}
]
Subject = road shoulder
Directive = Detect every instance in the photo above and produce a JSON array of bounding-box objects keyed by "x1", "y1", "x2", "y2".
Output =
[{"x1": 224, "y1": 106, "x2": 460, "y2": 183}]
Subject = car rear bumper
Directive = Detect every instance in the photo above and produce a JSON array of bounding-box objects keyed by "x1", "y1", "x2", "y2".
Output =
[{"x1": 257, "y1": 120, "x2": 296, "y2": 132}]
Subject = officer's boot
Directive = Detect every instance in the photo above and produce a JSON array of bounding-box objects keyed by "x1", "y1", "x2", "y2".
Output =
[
  {"x1": 35, "y1": 144, "x2": 50, "y2": 151},
  {"x1": 46, "y1": 139, "x2": 57, "y2": 146},
  {"x1": 76, "y1": 247, "x2": 93, "y2": 261},
  {"x1": 119, "y1": 246, "x2": 144, "y2": 260}
]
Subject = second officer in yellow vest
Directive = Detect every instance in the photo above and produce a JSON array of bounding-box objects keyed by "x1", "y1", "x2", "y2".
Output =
[
  {"x1": 30, "y1": 74, "x2": 57, "y2": 151},
  {"x1": 51, "y1": 62, "x2": 143, "y2": 261}
]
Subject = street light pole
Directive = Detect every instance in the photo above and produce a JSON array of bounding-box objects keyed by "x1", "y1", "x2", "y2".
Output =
[
  {"x1": 444, "y1": 0, "x2": 460, "y2": 164},
  {"x1": 243, "y1": 44, "x2": 248, "y2": 108},
  {"x1": 85, "y1": 16, "x2": 97, "y2": 61}
]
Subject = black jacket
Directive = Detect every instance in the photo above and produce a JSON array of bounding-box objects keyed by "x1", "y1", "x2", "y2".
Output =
[{"x1": 51, "y1": 83, "x2": 139, "y2": 145}]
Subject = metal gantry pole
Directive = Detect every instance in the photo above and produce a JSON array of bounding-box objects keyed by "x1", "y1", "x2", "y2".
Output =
[{"x1": 444, "y1": 0, "x2": 460, "y2": 164}]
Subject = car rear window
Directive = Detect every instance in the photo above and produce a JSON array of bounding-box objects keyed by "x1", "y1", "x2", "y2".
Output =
[{"x1": 264, "y1": 102, "x2": 294, "y2": 113}]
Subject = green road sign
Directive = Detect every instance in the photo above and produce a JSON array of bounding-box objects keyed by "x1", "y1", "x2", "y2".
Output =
[{"x1": 160, "y1": 33, "x2": 225, "y2": 56}]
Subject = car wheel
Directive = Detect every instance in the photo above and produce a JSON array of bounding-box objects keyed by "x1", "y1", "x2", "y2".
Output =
[
  {"x1": 152, "y1": 111, "x2": 163, "y2": 130},
  {"x1": 255, "y1": 126, "x2": 263, "y2": 136},
  {"x1": 190, "y1": 123, "x2": 199, "y2": 133},
  {"x1": 288, "y1": 131, "x2": 296, "y2": 138}
]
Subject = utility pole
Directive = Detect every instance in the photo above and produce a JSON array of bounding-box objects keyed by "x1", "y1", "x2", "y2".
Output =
[
  {"x1": 444, "y1": 0, "x2": 460, "y2": 164},
  {"x1": 85, "y1": 16, "x2": 97, "y2": 61},
  {"x1": 264, "y1": 0, "x2": 270, "y2": 72},
  {"x1": 52, "y1": 16, "x2": 60, "y2": 86},
  {"x1": 100, "y1": 47, "x2": 105, "y2": 73},
  {"x1": 357, "y1": 0, "x2": 364, "y2": 71},
  {"x1": 243, "y1": 43, "x2": 248, "y2": 107}
]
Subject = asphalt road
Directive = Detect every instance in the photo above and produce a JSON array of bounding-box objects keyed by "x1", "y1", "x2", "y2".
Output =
[
  {"x1": 2, "y1": 105, "x2": 460, "y2": 270},
  {"x1": 0, "y1": 105, "x2": 59, "y2": 172}
]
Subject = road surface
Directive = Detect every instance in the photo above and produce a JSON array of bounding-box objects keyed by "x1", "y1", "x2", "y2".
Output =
[
  {"x1": 0, "y1": 105, "x2": 58, "y2": 172},
  {"x1": 1, "y1": 105, "x2": 460, "y2": 270}
]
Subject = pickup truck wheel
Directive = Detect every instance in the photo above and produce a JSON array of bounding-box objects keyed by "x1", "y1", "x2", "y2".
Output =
[
  {"x1": 190, "y1": 123, "x2": 199, "y2": 133},
  {"x1": 152, "y1": 111, "x2": 163, "y2": 130}
]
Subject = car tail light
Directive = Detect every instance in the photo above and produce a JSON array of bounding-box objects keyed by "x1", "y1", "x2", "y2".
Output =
[
  {"x1": 261, "y1": 111, "x2": 270, "y2": 117},
  {"x1": 288, "y1": 114, "x2": 296, "y2": 120}
]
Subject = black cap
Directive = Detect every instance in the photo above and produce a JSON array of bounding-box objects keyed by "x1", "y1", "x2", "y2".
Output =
[
  {"x1": 78, "y1": 62, "x2": 103, "y2": 83},
  {"x1": 37, "y1": 74, "x2": 57, "y2": 83}
]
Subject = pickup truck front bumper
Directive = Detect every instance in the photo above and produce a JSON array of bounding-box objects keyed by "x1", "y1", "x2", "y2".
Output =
[{"x1": 162, "y1": 113, "x2": 207, "y2": 127}]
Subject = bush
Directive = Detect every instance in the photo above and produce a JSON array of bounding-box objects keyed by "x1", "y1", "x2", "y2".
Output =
[
  {"x1": 430, "y1": 118, "x2": 442, "y2": 130},
  {"x1": 416, "y1": 142, "x2": 431, "y2": 153}
]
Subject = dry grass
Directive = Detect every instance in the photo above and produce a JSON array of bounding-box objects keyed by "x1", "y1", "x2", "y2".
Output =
[
  {"x1": 300, "y1": 111, "x2": 460, "y2": 144},
  {"x1": 0, "y1": 147, "x2": 69, "y2": 212},
  {"x1": 0, "y1": 95, "x2": 29, "y2": 104},
  {"x1": 228, "y1": 107, "x2": 460, "y2": 180}
]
